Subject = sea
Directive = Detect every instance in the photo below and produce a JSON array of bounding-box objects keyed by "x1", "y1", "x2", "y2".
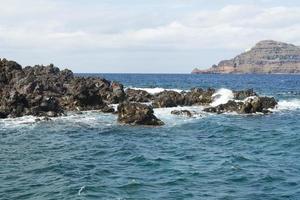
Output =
[{"x1": 1, "y1": 74, "x2": 300, "y2": 200}]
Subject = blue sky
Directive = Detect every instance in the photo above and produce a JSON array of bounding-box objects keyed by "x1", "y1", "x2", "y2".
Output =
[{"x1": 0, "y1": 0, "x2": 300, "y2": 73}]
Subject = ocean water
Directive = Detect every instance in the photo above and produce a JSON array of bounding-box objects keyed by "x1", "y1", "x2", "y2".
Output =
[{"x1": 1, "y1": 74, "x2": 300, "y2": 200}]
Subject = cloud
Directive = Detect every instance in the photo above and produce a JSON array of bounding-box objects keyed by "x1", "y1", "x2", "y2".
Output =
[
  {"x1": 0, "y1": 0, "x2": 300, "y2": 72},
  {"x1": 1, "y1": 2, "x2": 300, "y2": 51}
]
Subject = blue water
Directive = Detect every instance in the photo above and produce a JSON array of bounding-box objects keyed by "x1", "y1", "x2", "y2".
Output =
[{"x1": 1, "y1": 74, "x2": 300, "y2": 199}]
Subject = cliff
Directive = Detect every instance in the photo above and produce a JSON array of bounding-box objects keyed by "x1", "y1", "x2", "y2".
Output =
[{"x1": 192, "y1": 40, "x2": 300, "y2": 74}]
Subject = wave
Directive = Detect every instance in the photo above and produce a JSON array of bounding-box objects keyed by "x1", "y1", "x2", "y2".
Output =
[
  {"x1": 154, "y1": 106, "x2": 208, "y2": 126},
  {"x1": 276, "y1": 99, "x2": 300, "y2": 111},
  {"x1": 0, "y1": 111, "x2": 117, "y2": 131},
  {"x1": 127, "y1": 87, "x2": 185, "y2": 94},
  {"x1": 211, "y1": 88, "x2": 234, "y2": 107}
]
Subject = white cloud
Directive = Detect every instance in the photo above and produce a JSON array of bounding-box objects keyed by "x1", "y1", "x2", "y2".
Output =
[
  {"x1": 0, "y1": 1, "x2": 300, "y2": 72},
  {"x1": 1, "y1": 2, "x2": 300, "y2": 50}
]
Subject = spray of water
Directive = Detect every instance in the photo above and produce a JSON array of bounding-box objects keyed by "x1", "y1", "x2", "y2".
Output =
[{"x1": 211, "y1": 88, "x2": 234, "y2": 107}]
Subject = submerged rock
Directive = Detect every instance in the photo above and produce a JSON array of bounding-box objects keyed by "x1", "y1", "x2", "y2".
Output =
[
  {"x1": 101, "y1": 105, "x2": 115, "y2": 113},
  {"x1": 171, "y1": 110, "x2": 193, "y2": 117},
  {"x1": 117, "y1": 102, "x2": 164, "y2": 126}
]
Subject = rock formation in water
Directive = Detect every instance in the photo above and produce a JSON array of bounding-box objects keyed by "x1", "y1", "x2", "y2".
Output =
[
  {"x1": 192, "y1": 40, "x2": 300, "y2": 74},
  {"x1": 0, "y1": 58, "x2": 124, "y2": 118},
  {"x1": 0, "y1": 57, "x2": 279, "y2": 125},
  {"x1": 171, "y1": 110, "x2": 193, "y2": 117},
  {"x1": 117, "y1": 102, "x2": 164, "y2": 126},
  {"x1": 203, "y1": 96, "x2": 277, "y2": 114}
]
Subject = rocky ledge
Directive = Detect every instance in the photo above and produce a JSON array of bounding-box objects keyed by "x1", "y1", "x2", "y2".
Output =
[{"x1": 0, "y1": 58, "x2": 278, "y2": 126}]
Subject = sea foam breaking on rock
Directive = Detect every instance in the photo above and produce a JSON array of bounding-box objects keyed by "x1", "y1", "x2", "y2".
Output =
[
  {"x1": 276, "y1": 99, "x2": 300, "y2": 111},
  {"x1": 128, "y1": 87, "x2": 185, "y2": 94},
  {"x1": 211, "y1": 88, "x2": 234, "y2": 107}
]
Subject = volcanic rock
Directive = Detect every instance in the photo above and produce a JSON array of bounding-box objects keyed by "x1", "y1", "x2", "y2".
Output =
[
  {"x1": 183, "y1": 88, "x2": 215, "y2": 106},
  {"x1": 126, "y1": 88, "x2": 153, "y2": 102},
  {"x1": 233, "y1": 89, "x2": 257, "y2": 100},
  {"x1": 204, "y1": 96, "x2": 277, "y2": 114},
  {"x1": 0, "y1": 58, "x2": 126, "y2": 118},
  {"x1": 117, "y1": 102, "x2": 164, "y2": 126},
  {"x1": 171, "y1": 110, "x2": 193, "y2": 117},
  {"x1": 152, "y1": 90, "x2": 184, "y2": 108}
]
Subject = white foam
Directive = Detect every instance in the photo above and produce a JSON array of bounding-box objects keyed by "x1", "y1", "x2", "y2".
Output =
[
  {"x1": 127, "y1": 87, "x2": 185, "y2": 94},
  {"x1": 153, "y1": 106, "x2": 207, "y2": 126},
  {"x1": 52, "y1": 111, "x2": 117, "y2": 127},
  {"x1": 110, "y1": 104, "x2": 119, "y2": 111},
  {"x1": 211, "y1": 88, "x2": 234, "y2": 107},
  {"x1": 276, "y1": 99, "x2": 300, "y2": 111},
  {"x1": 0, "y1": 115, "x2": 37, "y2": 126},
  {"x1": 78, "y1": 186, "x2": 85, "y2": 196}
]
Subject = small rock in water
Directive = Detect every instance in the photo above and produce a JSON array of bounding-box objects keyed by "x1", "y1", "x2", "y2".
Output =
[
  {"x1": 171, "y1": 110, "x2": 193, "y2": 117},
  {"x1": 117, "y1": 102, "x2": 164, "y2": 126},
  {"x1": 101, "y1": 106, "x2": 115, "y2": 113},
  {"x1": 35, "y1": 117, "x2": 52, "y2": 122}
]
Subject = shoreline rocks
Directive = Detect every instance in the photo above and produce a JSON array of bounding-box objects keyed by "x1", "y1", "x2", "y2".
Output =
[
  {"x1": 0, "y1": 58, "x2": 126, "y2": 118},
  {"x1": 0, "y1": 57, "x2": 279, "y2": 126}
]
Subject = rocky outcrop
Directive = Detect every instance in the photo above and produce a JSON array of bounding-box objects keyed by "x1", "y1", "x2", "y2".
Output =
[
  {"x1": 117, "y1": 102, "x2": 164, "y2": 126},
  {"x1": 0, "y1": 58, "x2": 125, "y2": 118},
  {"x1": 203, "y1": 96, "x2": 277, "y2": 114},
  {"x1": 0, "y1": 57, "x2": 280, "y2": 126},
  {"x1": 192, "y1": 40, "x2": 300, "y2": 74}
]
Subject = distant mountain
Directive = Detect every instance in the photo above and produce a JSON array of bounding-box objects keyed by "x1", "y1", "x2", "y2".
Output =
[{"x1": 192, "y1": 40, "x2": 300, "y2": 74}]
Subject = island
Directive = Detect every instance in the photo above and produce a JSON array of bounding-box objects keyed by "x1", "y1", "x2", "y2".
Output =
[{"x1": 192, "y1": 40, "x2": 300, "y2": 74}]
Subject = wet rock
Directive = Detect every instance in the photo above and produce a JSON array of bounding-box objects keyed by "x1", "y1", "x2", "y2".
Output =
[
  {"x1": 234, "y1": 89, "x2": 257, "y2": 100},
  {"x1": 117, "y1": 102, "x2": 164, "y2": 126},
  {"x1": 204, "y1": 96, "x2": 278, "y2": 114},
  {"x1": 183, "y1": 88, "x2": 215, "y2": 106},
  {"x1": 171, "y1": 110, "x2": 193, "y2": 117},
  {"x1": 101, "y1": 105, "x2": 115, "y2": 113},
  {"x1": 203, "y1": 100, "x2": 242, "y2": 114},
  {"x1": 153, "y1": 91, "x2": 184, "y2": 108},
  {"x1": 240, "y1": 96, "x2": 277, "y2": 114},
  {"x1": 97, "y1": 80, "x2": 126, "y2": 104},
  {"x1": 35, "y1": 117, "x2": 52, "y2": 122},
  {"x1": 259, "y1": 96, "x2": 277, "y2": 109},
  {"x1": 126, "y1": 88, "x2": 153, "y2": 102},
  {"x1": 0, "y1": 111, "x2": 8, "y2": 119}
]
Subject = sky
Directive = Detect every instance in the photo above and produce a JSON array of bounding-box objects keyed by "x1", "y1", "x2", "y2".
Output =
[{"x1": 1, "y1": 0, "x2": 300, "y2": 73}]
